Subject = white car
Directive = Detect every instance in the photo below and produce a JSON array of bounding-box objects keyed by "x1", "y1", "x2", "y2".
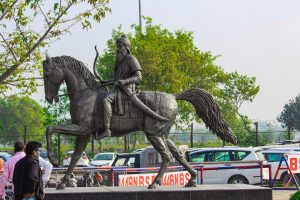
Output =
[
  {"x1": 262, "y1": 149, "x2": 300, "y2": 184},
  {"x1": 187, "y1": 147, "x2": 267, "y2": 184},
  {"x1": 63, "y1": 151, "x2": 89, "y2": 167},
  {"x1": 90, "y1": 153, "x2": 116, "y2": 166}
]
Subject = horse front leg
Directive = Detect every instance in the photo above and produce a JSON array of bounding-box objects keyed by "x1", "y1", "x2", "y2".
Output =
[
  {"x1": 146, "y1": 135, "x2": 172, "y2": 189},
  {"x1": 45, "y1": 124, "x2": 90, "y2": 171},
  {"x1": 57, "y1": 135, "x2": 91, "y2": 190},
  {"x1": 46, "y1": 126, "x2": 58, "y2": 167},
  {"x1": 46, "y1": 124, "x2": 90, "y2": 189}
]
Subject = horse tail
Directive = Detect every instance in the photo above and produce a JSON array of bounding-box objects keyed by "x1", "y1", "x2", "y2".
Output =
[{"x1": 176, "y1": 88, "x2": 237, "y2": 145}]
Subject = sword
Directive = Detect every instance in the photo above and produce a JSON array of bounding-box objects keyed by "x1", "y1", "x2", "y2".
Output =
[{"x1": 118, "y1": 84, "x2": 169, "y2": 121}]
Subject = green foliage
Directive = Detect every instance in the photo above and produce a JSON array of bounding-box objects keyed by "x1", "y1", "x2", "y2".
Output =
[
  {"x1": 278, "y1": 94, "x2": 300, "y2": 131},
  {"x1": 0, "y1": 0, "x2": 111, "y2": 95},
  {"x1": 290, "y1": 190, "x2": 300, "y2": 200},
  {"x1": 43, "y1": 86, "x2": 75, "y2": 160},
  {"x1": 96, "y1": 17, "x2": 260, "y2": 135},
  {"x1": 0, "y1": 95, "x2": 45, "y2": 144},
  {"x1": 43, "y1": 86, "x2": 70, "y2": 125},
  {"x1": 193, "y1": 140, "x2": 224, "y2": 148}
]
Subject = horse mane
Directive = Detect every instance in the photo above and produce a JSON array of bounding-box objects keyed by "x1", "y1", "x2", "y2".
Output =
[{"x1": 52, "y1": 56, "x2": 98, "y2": 88}]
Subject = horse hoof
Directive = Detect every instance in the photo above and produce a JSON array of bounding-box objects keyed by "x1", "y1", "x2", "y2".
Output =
[
  {"x1": 185, "y1": 180, "x2": 197, "y2": 187},
  {"x1": 148, "y1": 184, "x2": 157, "y2": 189},
  {"x1": 56, "y1": 183, "x2": 66, "y2": 190},
  {"x1": 148, "y1": 181, "x2": 159, "y2": 189}
]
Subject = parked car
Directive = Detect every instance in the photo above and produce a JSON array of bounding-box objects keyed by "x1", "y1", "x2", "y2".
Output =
[
  {"x1": 266, "y1": 147, "x2": 300, "y2": 152},
  {"x1": 187, "y1": 147, "x2": 267, "y2": 184},
  {"x1": 39, "y1": 148, "x2": 49, "y2": 161},
  {"x1": 63, "y1": 151, "x2": 89, "y2": 167},
  {"x1": 111, "y1": 146, "x2": 178, "y2": 168},
  {"x1": 261, "y1": 149, "x2": 300, "y2": 184},
  {"x1": 0, "y1": 152, "x2": 11, "y2": 163},
  {"x1": 90, "y1": 153, "x2": 116, "y2": 166}
]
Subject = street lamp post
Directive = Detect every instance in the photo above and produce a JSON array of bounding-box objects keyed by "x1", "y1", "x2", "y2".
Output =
[
  {"x1": 138, "y1": 0, "x2": 142, "y2": 32},
  {"x1": 254, "y1": 122, "x2": 258, "y2": 146}
]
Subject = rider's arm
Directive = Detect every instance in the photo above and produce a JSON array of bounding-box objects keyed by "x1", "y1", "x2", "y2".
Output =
[
  {"x1": 123, "y1": 70, "x2": 142, "y2": 85},
  {"x1": 123, "y1": 56, "x2": 142, "y2": 85}
]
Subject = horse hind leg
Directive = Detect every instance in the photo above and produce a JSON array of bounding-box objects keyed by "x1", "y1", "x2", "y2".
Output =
[
  {"x1": 146, "y1": 135, "x2": 172, "y2": 189},
  {"x1": 165, "y1": 136, "x2": 197, "y2": 187}
]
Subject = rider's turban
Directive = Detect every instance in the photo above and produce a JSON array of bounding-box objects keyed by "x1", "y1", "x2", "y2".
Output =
[{"x1": 116, "y1": 35, "x2": 131, "y2": 49}]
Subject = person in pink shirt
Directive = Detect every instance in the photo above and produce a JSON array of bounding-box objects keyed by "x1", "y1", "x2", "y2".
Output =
[{"x1": 0, "y1": 141, "x2": 25, "y2": 200}]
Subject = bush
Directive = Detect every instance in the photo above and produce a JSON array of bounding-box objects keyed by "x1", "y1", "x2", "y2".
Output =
[{"x1": 290, "y1": 190, "x2": 300, "y2": 200}]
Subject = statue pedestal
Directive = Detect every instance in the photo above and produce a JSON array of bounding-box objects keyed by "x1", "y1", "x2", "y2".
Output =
[{"x1": 45, "y1": 184, "x2": 271, "y2": 200}]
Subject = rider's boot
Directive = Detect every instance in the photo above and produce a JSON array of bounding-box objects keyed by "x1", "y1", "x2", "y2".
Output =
[{"x1": 96, "y1": 98, "x2": 112, "y2": 140}]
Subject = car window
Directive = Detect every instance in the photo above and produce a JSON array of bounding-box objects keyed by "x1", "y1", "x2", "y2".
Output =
[
  {"x1": 95, "y1": 154, "x2": 114, "y2": 160},
  {"x1": 263, "y1": 153, "x2": 283, "y2": 162},
  {"x1": 114, "y1": 157, "x2": 127, "y2": 166},
  {"x1": 66, "y1": 152, "x2": 86, "y2": 157},
  {"x1": 128, "y1": 157, "x2": 136, "y2": 167},
  {"x1": 214, "y1": 151, "x2": 230, "y2": 162},
  {"x1": 190, "y1": 152, "x2": 206, "y2": 162},
  {"x1": 231, "y1": 151, "x2": 250, "y2": 161}
]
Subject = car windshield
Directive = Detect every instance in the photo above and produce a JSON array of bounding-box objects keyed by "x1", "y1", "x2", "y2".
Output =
[
  {"x1": 67, "y1": 152, "x2": 85, "y2": 157},
  {"x1": 94, "y1": 154, "x2": 113, "y2": 160}
]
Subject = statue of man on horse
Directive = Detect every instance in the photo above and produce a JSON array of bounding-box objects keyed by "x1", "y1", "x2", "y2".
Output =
[
  {"x1": 42, "y1": 34, "x2": 237, "y2": 189},
  {"x1": 96, "y1": 35, "x2": 168, "y2": 139}
]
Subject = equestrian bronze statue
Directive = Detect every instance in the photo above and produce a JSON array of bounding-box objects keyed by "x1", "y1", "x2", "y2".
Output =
[{"x1": 43, "y1": 36, "x2": 237, "y2": 190}]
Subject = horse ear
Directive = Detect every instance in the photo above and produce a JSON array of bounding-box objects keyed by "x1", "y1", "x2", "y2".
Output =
[
  {"x1": 45, "y1": 51, "x2": 54, "y2": 67},
  {"x1": 45, "y1": 51, "x2": 50, "y2": 60}
]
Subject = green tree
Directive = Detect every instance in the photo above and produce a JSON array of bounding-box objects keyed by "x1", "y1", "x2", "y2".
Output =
[
  {"x1": 0, "y1": 95, "x2": 45, "y2": 145},
  {"x1": 278, "y1": 94, "x2": 300, "y2": 139},
  {"x1": 0, "y1": 0, "x2": 111, "y2": 95},
  {"x1": 96, "y1": 17, "x2": 260, "y2": 134}
]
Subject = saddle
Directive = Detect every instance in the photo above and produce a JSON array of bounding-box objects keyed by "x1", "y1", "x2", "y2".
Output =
[{"x1": 94, "y1": 91, "x2": 159, "y2": 136}]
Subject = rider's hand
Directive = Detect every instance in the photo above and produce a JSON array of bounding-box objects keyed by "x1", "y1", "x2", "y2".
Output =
[{"x1": 116, "y1": 80, "x2": 127, "y2": 86}]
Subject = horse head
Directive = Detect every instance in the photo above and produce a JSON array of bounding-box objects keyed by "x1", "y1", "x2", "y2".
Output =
[{"x1": 43, "y1": 53, "x2": 65, "y2": 104}]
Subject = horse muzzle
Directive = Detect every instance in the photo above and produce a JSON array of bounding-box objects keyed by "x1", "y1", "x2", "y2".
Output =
[{"x1": 46, "y1": 96, "x2": 54, "y2": 104}]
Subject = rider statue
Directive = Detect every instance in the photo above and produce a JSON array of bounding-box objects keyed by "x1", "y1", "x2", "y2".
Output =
[{"x1": 96, "y1": 35, "x2": 142, "y2": 139}]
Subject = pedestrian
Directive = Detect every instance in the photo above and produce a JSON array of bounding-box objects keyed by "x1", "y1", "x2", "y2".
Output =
[
  {"x1": 13, "y1": 141, "x2": 44, "y2": 200},
  {"x1": 0, "y1": 141, "x2": 25, "y2": 200}
]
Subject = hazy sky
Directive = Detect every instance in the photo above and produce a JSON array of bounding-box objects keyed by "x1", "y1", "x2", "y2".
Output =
[{"x1": 32, "y1": 0, "x2": 300, "y2": 121}]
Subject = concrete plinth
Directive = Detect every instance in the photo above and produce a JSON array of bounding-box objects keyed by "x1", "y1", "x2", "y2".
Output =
[{"x1": 45, "y1": 184, "x2": 272, "y2": 200}]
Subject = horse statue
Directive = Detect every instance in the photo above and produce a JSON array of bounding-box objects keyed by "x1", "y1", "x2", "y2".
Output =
[{"x1": 43, "y1": 55, "x2": 237, "y2": 189}]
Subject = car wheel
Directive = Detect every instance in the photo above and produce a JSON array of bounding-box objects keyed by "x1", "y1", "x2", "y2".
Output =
[
  {"x1": 228, "y1": 175, "x2": 249, "y2": 184},
  {"x1": 282, "y1": 173, "x2": 299, "y2": 186}
]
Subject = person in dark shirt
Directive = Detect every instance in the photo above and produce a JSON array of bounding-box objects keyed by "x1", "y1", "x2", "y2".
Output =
[{"x1": 13, "y1": 141, "x2": 44, "y2": 200}]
